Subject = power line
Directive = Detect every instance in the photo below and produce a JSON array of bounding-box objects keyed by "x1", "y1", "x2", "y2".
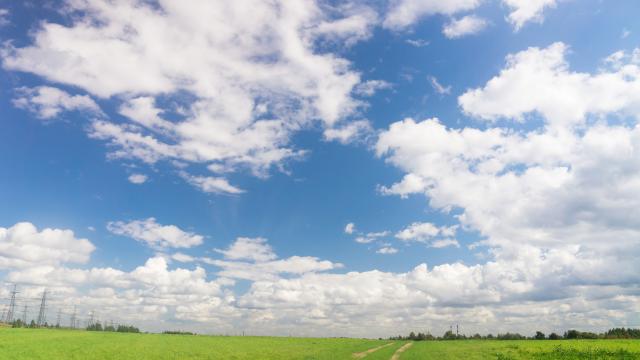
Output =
[
  {"x1": 70, "y1": 305, "x2": 77, "y2": 329},
  {"x1": 5, "y1": 284, "x2": 18, "y2": 323},
  {"x1": 36, "y1": 289, "x2": 47, "y2": 326}
]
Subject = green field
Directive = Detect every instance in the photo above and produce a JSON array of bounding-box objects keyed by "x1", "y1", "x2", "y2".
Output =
[
  {"x1": 0, "y1": 328, "x2": 639, "y2": 359},
  {"x1": 402, "y1": 340, "x2": 640, "y2": 359}
]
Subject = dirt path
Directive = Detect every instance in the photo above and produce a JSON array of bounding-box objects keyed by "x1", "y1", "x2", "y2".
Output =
[
  {"x1": 390, "y1": 342, "x2": 413, "y2": 360},
  {"x1": 352, "y1": 342, "x2": 395, "y2": 359}
]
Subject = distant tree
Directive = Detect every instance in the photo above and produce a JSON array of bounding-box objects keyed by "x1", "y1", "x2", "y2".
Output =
[
  {"x1": 497, "y1": 332, "x2": 525, "y2": 340},
  {"x1": 29, "y1": 320, "x2": 36, "y2": 328},
  {"x1": 563, "y1": 330, "x2": 598, "y2": 339},
  {"x1": 534, "y1": 331, "x2": 546, "y2": 340},
  {"x1": 116, "y1": 324, "x2": 140, "y2": 333},
  {"x1": 564, "y1": 330, "x2": 578, "y2": 339},
  {"x1": 548, "y1": 332, "x2": 561, "y2": 340},
  {"x1": 163, "y1": 330, "x2": 196, "y2": 335},
  {"x1": 12, "y1": 319, "x2": 24, "y2": 328},
  {"x1": 605, "y1": 328, "x2": 640, "y2": 339},
  {"x1": 443, "y1": 330, "x2": 457, "y2": 340}
]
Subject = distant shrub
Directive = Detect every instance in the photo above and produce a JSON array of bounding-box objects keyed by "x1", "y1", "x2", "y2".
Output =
[{"x1": 163, "y1": 331, "x2": 196, "y2": 335}]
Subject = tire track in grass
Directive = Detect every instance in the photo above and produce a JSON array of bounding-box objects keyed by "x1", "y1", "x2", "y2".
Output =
[
  {"x1": 390, "y1": 342, "x2": 413, "y2": 360},
  {"x1": 352, "y1": 342, "x2": 395, "y2": 358}
]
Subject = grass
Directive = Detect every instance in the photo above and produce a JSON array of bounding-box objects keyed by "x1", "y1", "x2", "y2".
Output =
[
  {"x1": 0, "y1": 328, "x2": 393, "y2": 359},
  {"x1": 0, "y1": 328, "x2": 638, "y2": 359},
  {"x1": 400, "y1": 340, "x2": 640, "y2": 359}
]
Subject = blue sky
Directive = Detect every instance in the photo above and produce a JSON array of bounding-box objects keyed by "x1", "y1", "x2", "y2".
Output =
[{"x1": 0, "y1": 0, "x2": 639, "y2": 337}]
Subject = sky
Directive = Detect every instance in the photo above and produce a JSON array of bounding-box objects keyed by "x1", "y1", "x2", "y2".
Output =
[{"x1": 0, "y1": 0, "x2": 639, "y2": 338}]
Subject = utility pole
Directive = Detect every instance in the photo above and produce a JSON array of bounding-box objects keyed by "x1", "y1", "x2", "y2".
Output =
[
  {"x1": 22, "y1": 305, "x2": 27, "y2": 324},
  {"x1": 36, "y1": 289, "x2": 47, "y2": 326},
  {"x1": 6, "y1": 284, "x2": 18, "y2": 323},
  {"x1": 70, "y1": 305, "x2": 77, "y2": 329}
]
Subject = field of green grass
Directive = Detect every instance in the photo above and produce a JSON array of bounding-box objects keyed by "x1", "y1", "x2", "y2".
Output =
[
  {"x1": 0, "y1": 328, "x2": 400, "y2": 360},
  {"x1": 0, "y1": 328, "x2": 638, "y2": 359},
  {"x1": 401, "y1": 340, "x2": 640, "y2": 359}
]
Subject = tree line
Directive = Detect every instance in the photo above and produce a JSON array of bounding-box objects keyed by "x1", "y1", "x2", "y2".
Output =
[
  {"x1": 9, "y1": 319, "x2": 139, "y2": 333},
  {"x1": 86, "y1": 322, "x2": 140, "y2": 333},
  {"x1": 390, "y1": 328, "x2": 640, "y2": 341}
]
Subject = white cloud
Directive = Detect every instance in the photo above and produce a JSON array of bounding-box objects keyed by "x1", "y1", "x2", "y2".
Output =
[
  {"x1": 323, "y1": 120, "x2": 372, "y2": 144},
  {"x1": 0, "y1": 222, "x2": 94, "y2": 269},
  {"x1": 204, "y1": 255, "x2": 339, "y2": 282},
  {"x1": 12, "y1": 86, "x2": 102, "y2": 120},
  {"x1": 354, "y1": 230, "x2": 391, "y2": 244},
  {"x1": 375, "y1": 45, "x2": 640, "y2": 335},
  {"x1": 395, "y1": 222, "x2": 456, "y2": 242},
  {"x1": 128, "y1": 173, "x2": 148, "y2": 184},
  {"x1": 2, "y1": 0, "x2": 376, "y2": 190},
  {"x1": 0, "y1": 221, "x2": 638, "y2": 337},
  {"x1": 355, "y1": 236, "x2": 374, "y2": 244},
  {"x1": 442, "y1": 15, "x2": 488, "y2": 39},
  {"x1": 312, "y1": 4, "x2": 378, "y2": 46},
  {"x1": 383, "y1": 0, "x2": 481, "y2": 30},
  {"x1": 171, "y1": 252, "x2": 195, "y2": 263},
  {"x1": 459, "y1": 43, "x2": 640, "y2": 128},
  {"x1": 354, "y1": 80, "x2": 393, "y2": 97},
  {"x1": 430, "y1": 239, "x2": 460, "y2": 248},
  {"x1": 622, "y1": 29, "x2": 631, "y2": 39},
  {"x1": 214, "y1": 237, "x2": 276, "y2": 263},
  {"x1": 0, "y1": 8, "x2": 8, "y2": 26},
  {"x1": 107, "y1": 218, "x2": 203, "y2": 249},
  {"x1": 119, "y1": 97, "x2": 174, "y2": 134},
  {"x1": 344, "y1": 222, "x2": 355, "y2": 234},
  {"x1": 503, "y1": 0, "x2": 559, "y2": 30},
  {"x1": 405, "y1": 39, "x2": 430, "y2": 47},
  {"x1": 376, "y1": 246, "x2": 398, "y2": 254},
  {"x1": 429, "y1": 76, "x2": 452, "y2": 95},
  {"x1": 179, "y1": 172, "x2": 244, "y2": 195}
]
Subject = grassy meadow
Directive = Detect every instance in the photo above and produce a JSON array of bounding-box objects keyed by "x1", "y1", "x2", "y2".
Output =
[
  {"x1": 0, "y1": 328, "x2": 639, "y2": 359},
  {"x1": 402, "y1": 340, "x2": 640, "y2": 359}
]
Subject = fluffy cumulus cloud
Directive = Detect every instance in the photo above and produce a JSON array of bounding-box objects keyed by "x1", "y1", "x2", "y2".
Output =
[
  {"x1": 383, "y1": 0, "x2": 481, "y2": 30},
  {"x1": 214, "y1": 237, "x2": 276, "y2": 263},
  {"x1": 1, "y1": 219, "x2": 638, "y2": 336},
  {"x1": 12, "y1": 86, "x2": 102, "y2": 120},
  {"x1": 107, "y1": 218, "x2": 203, "y2": 249},
  {"x1": 502, "y1": 0, "x2": 560, "y2": 30},
  {"x1": 375, "y1": 43, "x2": 640, "y2": 334},
  {"x1": 395, "y1": 222, "x2": 457, "y2": 243},
  {"x1": 442, "y1": 15, "x2": 488, "y2": 39},
  {"x1": 459, "y1": 43, "x2": 640, "y2": 127},
  {"x1": 2, "y1": 0, "x2": 380, "y2": 193},
  {"x1": 0, "y1": 222, "x2": 94, "y2": 268}
]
